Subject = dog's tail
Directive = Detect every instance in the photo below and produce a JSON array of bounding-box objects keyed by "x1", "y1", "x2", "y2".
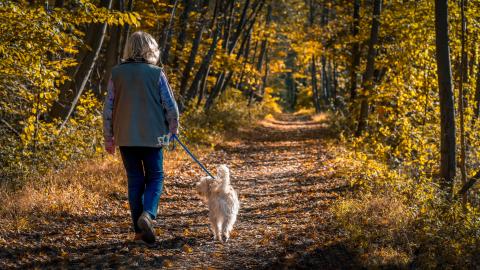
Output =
[{"x1": 217, "y1": 164, "x2": 230, "y2": 190}]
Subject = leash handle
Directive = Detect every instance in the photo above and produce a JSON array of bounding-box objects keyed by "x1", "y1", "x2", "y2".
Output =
[{"x1": 172, "y1": 134, "x2": 215, "y2": 179}]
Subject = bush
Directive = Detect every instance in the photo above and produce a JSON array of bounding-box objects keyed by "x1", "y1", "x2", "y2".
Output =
[
  {"x1": 1, "y1": 91, "x2": 103, "y2": 189},
  {"x1": 331, "y1": 145, "x2": 480, "y2": 268}
]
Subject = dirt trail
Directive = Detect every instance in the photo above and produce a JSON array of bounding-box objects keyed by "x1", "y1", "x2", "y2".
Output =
[{"x1": 0, "y1": 114, "x2": 361, "y2": 269}]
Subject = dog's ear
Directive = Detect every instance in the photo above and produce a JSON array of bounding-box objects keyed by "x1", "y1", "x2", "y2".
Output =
[
  {"x1": 196, "y1": 179, "x2": 209, "y2": 199},
  {"x1": 216, "y1": 164, "x2": 230, "y2": 181}
]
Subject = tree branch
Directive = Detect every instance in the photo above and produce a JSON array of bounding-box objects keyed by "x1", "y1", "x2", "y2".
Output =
[
  {"x1": 455, "y1": 170, "x2": 480, "y2": 199},
  {"x1": 1, "y1": 119, "x2": 21, "y2": 138}
]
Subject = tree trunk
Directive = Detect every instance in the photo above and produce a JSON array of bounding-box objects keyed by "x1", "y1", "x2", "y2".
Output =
[
  {"x1": 205, "y1": 0, "x2": 253, "y2": 109},
  {"x1": 223, "y1": 0, "x2": 235, "y2": 49},
  {"x1": 285, "y1": 51, "x2": 297, "y2": 111},
  {"x1": 311, "y1": 55, "x2": 321, "y2": 113},
  {"x1": 99, "y1": 0, "x2": 123, "y2": 98},
  {"x1": 205, "y1": 0, "x2": 264, "y2": 110},
  {"x1": 350, "y1": 0, "x2": 361, "y2": 102},
  {"x1": 332, "y1": 58, "x2": 338, "y2": 107},
  {"x1": 172, "y1": 0, "x2": 193, "y2": 70},
  {"x1": 260, "y1": 44, "x2": 269, "y2": 98},
  {"x1": 50, "y1": 0, "x2": 112, "y2": 122},
  {"x1": 355, "y1": 0, "x2": 382, "y2": 136},
  {"x1": 179, "y1": 0, "x2": 210, "y2": 100},
  {"x1": 119, "y1": 0, "x2": 134, "y2": 57},
  {"x1": 185, "y1": 26, "x2": 221, "y2": 102},
  {"x1": 223, "y1": 16, "x2": 260, "y2": 101},
  {"x1": 257, "y1": 2, "x2": 272, "y2": 98},
  {"x1": 475, "y1": 54, "x2": 480, "y2": 118},
  {"x1": 434, "y1": 0, "x2": 456, "y2": 197},
  {"x1": 458, "y1": 0, "x2": 468, "y2": 203},
  {"x1": 321, "y1": 55, "x2": 328, "y2": 103},
  {"x1": 99, "y1": 25, "x2": 122, "y2": 98},
  {"x1": 228, "y1": 0, "x2": 251, "y2": 53},
  {"x1": 196, "y1": 65, "x2": 211, "y2": 107},
  {"x1": 161, "y1": 0, "x2": 180, "y2": 65},
  {"x1": 236, "y1": 31, "x2": 252, "y2": 91}
]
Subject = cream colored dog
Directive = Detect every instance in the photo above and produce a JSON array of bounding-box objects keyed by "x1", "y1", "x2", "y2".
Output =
[{"x1": 196, "y1": 165, "x2": 239, "y2": 242}]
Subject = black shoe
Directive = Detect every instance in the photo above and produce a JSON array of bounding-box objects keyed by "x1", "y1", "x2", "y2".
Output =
[{"x1": 137, "y1": 212, "x2": 156, "y2": 244}]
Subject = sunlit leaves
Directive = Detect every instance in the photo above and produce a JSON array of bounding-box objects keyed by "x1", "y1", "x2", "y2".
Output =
[{"x1": 0, "y1": 1, "x2": 133, "y2": 183}]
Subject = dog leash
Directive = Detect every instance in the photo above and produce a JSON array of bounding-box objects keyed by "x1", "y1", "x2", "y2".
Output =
[{"x1": 171, "y1": 134, "x2": 215, "y2": 179}]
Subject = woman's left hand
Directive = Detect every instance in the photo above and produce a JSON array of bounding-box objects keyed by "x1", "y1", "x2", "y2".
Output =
[{"x1": 105, "y1": 139, "x2": 115, "y2": 155}]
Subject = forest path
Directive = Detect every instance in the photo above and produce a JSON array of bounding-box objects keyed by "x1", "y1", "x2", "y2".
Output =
[{"x1": 1, "y1": 114, "x2": 361, "y2": 269}]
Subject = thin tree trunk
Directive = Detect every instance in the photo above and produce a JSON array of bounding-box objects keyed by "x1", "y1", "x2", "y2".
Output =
[
  {"x1": 311, "y1": 55, "x2": 321, "y2": 113},
  {"x1": 196, "y1": 65, "x2": 210, "y2": 107},
  {"x1": 172, "y1": 0, "x2": 193, "y2": 69},
  {"x1": 223, "y1": 16, "x2": 259, "y2": 99},
  {"x1": 162, "y1": 0, "x2": 180, "y2": 65},
  {"x1": 236, "y1": 31, "x2": 252, "y2": 91},
  {"x1": 184, "y1": 0, "x2": 221, "y2": 103},
  {"x1": 475, "y1": 53, "x2": 480, "y2": 118},
  {"x1": 435, "y1": 0, "x2": 456, "y2": 197},
  {"x1": 228, "y1": 0, "x2": 251, "y2": 53},
  {"x1": 205, "y1": 0, "x2": 264, "y2": 110},
  {"x1": 179, "y1": 0, "x2": 210, "y2": 100},
  {"x1": 205, "y1": 0, "x2": 253, "y2": 109},
  {"x1": 260, "y1": 44, "x2": 269, "y2": 98},
  {"x1": 185, "y1": 26, "x2": 221, "y2": 102},
  {"x1": 247, "y1": 39, "x2": 260, "y2": 104},
  {"x1": 332, "y1": 58, "x2": 338, "y2": 107},
  {"x1": 223, "y1": 0, "x2": 235, "y2": 49},
  {"x1": 178, "y1": 24, "x2": 204, "y2": 111},
  {"x1": 257, "y1": 2, "x2": 272, "y2": 98},
  {"x1": 285, "y1": 51, "x2": 297, "y2": 111},
  {"x1": 355, "y1": 0, "x2": 382, "y2": 136},
  {"x1": 459, "y1": 0, "x2": 468, "y2": 204},
  {"x1": 321, "y1": 55, "x2": 328, "y2": 103},
  {"x1": 350, "y1": 0, "x2": 361, "y2": 102}
]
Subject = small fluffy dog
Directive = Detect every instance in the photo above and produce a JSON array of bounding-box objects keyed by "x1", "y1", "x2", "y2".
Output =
[{"x1": 196, "y1": 165, "x2": 239, "y2": 242}]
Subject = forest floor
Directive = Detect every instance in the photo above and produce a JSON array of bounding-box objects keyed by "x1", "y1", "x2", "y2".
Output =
[{"x1": 0, "y1": 114, "x2": 363, "y2": 269}]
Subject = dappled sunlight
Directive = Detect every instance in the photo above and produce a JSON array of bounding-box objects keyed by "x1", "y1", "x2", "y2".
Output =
[
  {"x1": 1, "y1": 0, "x2": 479, "y2": 268},
  {"x1": 0, "y1": 114, "x2": 356, "y2": 269}
]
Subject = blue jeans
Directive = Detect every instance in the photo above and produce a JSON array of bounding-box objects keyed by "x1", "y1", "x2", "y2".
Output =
[{"x1": 119, "y1": 147, "x2": 164, "y2": 233}]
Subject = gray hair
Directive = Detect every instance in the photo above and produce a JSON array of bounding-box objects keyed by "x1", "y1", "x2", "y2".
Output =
[{"x1": 123, "y1": 31, "x2": 160, "y2": 65}]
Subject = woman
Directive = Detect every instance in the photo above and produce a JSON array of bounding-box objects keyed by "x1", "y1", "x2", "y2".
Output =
[{"x1": 103, "y1": 31, "x2": 179, "y2": 244}]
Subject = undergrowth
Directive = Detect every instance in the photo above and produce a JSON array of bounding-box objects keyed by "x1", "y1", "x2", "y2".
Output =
[
  {"x1": 329, "y1": 113, "x2": 480, "y2": 268},
  {"x1": 181, "y1": 88, "x2": 280, "y2": 144}
]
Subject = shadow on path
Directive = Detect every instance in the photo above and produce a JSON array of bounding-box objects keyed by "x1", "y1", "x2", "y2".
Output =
[{"x1": 1, "y1": 114, "x2": 363, "y2": 269}]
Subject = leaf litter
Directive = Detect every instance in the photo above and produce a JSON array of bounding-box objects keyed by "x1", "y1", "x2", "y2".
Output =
[{"x1": 0, "y1": 114, "x2": 361, "y2": 269}]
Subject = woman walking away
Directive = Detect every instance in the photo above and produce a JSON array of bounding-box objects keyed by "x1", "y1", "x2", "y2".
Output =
[{"x1": 103, "y1": 31, "x2": 179, "y2": 244}]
